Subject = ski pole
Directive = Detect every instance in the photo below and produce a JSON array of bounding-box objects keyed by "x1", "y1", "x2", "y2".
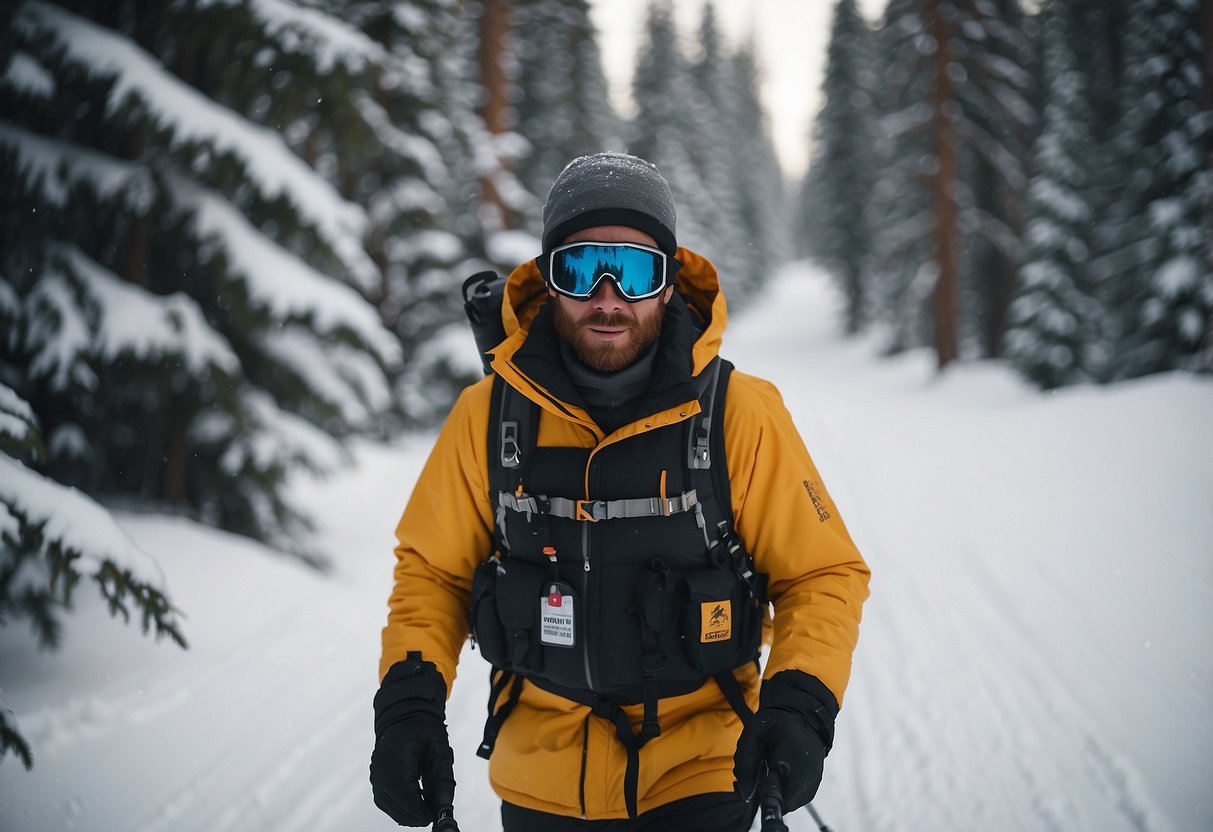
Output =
[
  {"x1": 758, "y1": 769, "x2": 788, "y2": 832},
  {"x1": 806, "y1": 802, "x2": 835, "y2": 832},
  {"x1": 433, "y1": 806, "x2": 460, "y2": 832}
]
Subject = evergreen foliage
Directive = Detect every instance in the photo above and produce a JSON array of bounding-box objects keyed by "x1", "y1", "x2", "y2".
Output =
[
  {"x1": 865, "y1": 0, "x2": 1034, "y2": 366},
  {"x1": 721, "y1": 40, "x2": 789, "y2": 308},
  {"x1": 864, "y1": 0, "x2": 948, "y2": 350},
  {"x1": 798, "y1": 0, "x2": 876, "y2": 333},
  {"x1": 1103, "y1": 0, "x2": 1212, "y2": 377},
  {"x1": 629, "y1": 0, "x2": 720, "y2": 253},
  {"x1": 630, "y1": 0, "x2": 786, "y2": 308},
  {"x1": 685, "y1": 3, "x2": 752, "y2": 301},
  {"x1": 958, "y1": 0, "x2": 1034, "y2": 359},
  {"x1": 1004, "y1": 2, "x2": 1102, "y2": 387},
  {"x1": 510, "y1": 0, "x2": 621, "y2": 225},
  {"x1": 0, "y1": 0, "x2": 401, "y2": 563},
  {"x1": 342, "y1": 0, "x2": 495, "y2": 424},
  {"x1": 810, "y1": 0, "x2": 1209, "y2": 386},
  {"x1": 1, "y1": 381, "x2": 186, "y2": 769}
]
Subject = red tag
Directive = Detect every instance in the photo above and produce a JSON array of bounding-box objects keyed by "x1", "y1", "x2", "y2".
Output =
[{"x1": 547, "y1": 592, "x2": 563, "y2": 607}]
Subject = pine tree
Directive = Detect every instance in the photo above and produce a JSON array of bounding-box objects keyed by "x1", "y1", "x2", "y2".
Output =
[
  {"x1": 867, "y1": 0, "x2": 1034, "y2": 367},
  {"x1": 799, "y1": 0, "x2": 876, "y2": 333},
  {"x1": 511, "y1": 0, "x2": 621, "y2": 225},
  {"x1": 866, "y1": 2, "x2": 945, "y2": 351},
  {"x1": 1105, "y1": 0, "x2": 1212, "y2": 377},
  {"x1": 629, "y1": 0, "x2": 724, "y2": 262},
  {"x1": 959, "y1": 0, "x2": 1034, "y2": 359},
  {"x1": 0, "y1": 0, "x2": 399, "y2": 563},
  {"x1": 686, "y1": 3, "x2": 752, "y2": 303},
  {"x1": 723, "y1": 39, "x2": 788, "y2": 307},
  {"x1": 1004, "y1": 1, "x2": 1102, "y2": 388},
  {"x1": 341, "y1": 0, "x2": 496, "y2": 424}
]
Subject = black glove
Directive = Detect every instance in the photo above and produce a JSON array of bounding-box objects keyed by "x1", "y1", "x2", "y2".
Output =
[
  {"x1": 370, "y1": 652, "x2": 456, "y2": 827},
  {"x1": 733, "y1": 670, "x2": 838, "y2": 813}
]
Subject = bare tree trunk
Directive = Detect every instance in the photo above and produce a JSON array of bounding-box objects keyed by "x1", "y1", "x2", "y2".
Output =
[
  {"x1": 479, "y1": 0, "x2": 513, "y2": 230},
  {"x1": 929, "y1": 2, "x2": 960, "y2": 368}
]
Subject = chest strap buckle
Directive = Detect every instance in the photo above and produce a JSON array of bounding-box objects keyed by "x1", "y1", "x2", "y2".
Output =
[{"x1": 576, "y1": 500, "x2": 605, "y2": 522}]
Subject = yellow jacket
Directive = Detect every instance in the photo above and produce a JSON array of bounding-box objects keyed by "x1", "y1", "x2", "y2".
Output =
[{"x1": 381, "y1": 249, "x2": 870, "y2": 819}]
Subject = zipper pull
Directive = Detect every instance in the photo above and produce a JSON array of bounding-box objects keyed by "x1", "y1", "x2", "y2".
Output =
[{"x1": 583, "y1": 553, "x2": 590, "y2": 572}]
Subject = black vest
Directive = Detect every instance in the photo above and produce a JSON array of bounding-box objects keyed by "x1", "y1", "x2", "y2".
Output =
[{"x1": 469, "y1": 332, "x2": 764, "y2": 704}]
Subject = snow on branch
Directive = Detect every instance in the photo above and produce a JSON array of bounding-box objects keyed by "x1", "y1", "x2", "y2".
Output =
[
  {"x1": 1, "y1": 51, "x2": 54, "y2": 99},
  {"x1": 950, "y1": 110, "x2": 1026, "y2": 189},
  {"x1": 0, "y1": 382, "x2": 42, "y2": 461},
  {"x1": 257, "y1": 327, "x2": 392, "y2": 427},
  {"x1": 21, "y1": 246, "x2": 243, "y2": 393},
  {"x1": 0, "y1": 453, "x2": 185, "y2": 649},
  {"x1": 176, "y1": 178, "x2": 400, "y2": 366},
  {"x1": 201, "y1": 0, "x2": 387, "y2": 74},
  {"x1": 214, "y1": 390, "x2": 347, "y2": 478},
  {"x1": 24, "y1": 274, "x2": 95, "y2": 393},
  {"x1": 0, "y1": 123, "x2": 154, "y2": 213},
  {"x1": 877, "y1": 102, "x2": 933, "y2": 142},
  {"x1": 351, "y1": 91, "x2": 448, "y2": 185},
  {"x1": 13, "y1": 1, "x2": 376, "y2": 286},
  {"x1": 56, "y1": 245, "x2": 243, "y2": 376}
]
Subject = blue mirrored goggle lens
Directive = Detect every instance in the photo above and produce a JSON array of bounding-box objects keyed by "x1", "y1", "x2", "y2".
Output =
[{"x1": 549, "y1": 244, "x2": 665, "y2": 299}]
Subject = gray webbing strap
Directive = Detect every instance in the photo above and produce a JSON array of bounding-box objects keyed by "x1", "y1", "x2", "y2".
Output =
[{"x1": 497, "y1": 489, "x2": 699, "y2": 521}]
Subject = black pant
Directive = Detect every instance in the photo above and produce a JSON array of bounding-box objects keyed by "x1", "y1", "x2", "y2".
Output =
[{"x1": 501, "y1": 792, "x2": 757, "y2": 832}]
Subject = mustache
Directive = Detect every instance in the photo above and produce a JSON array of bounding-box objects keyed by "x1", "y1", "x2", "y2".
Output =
[{"x1": 578, "y1": 311, "x2": 636, "y2": 329}]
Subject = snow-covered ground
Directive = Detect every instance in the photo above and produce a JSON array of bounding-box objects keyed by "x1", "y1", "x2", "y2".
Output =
[{"x1": 2, "y1": 263, "x2": 1210, "y2": 832}]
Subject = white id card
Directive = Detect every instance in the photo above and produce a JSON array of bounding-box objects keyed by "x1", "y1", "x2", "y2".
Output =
[{"x1": 539, "y1": 586, "x2": 576, "y2": 647}]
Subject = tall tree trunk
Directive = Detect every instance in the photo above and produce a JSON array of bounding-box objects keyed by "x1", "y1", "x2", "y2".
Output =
[
  {"x1": 162, "y1": 414, "x2": 188, "y2": 506},
  {"x1": 930, "y1": 3, "x2": 960, "y2": 368},
  {"x1": 479, "y1": 0, "x2": 513, "y2": 230}
]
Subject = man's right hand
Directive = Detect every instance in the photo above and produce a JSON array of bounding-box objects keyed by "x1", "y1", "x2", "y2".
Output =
[
  {"x1": 370, "y1": 653, "x2": 456, "y2": 827},
  {"x1": 370, "y1": 712, "x2": 456, "y2": 826}
]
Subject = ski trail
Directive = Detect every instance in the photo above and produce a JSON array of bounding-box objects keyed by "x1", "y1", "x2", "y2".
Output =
[
  {"x1": 129, "y1": 599, "x2": 377, "y2": 832},
  {"x1": 727, "y1": 272, "x2": 1180, "y2": 832}
]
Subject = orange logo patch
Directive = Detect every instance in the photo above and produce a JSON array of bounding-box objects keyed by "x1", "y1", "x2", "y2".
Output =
[{"x1": 700, "y1": 600, "x2": 732, "y2": 643}]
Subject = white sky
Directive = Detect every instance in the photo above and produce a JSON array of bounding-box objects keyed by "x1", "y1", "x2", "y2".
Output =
[{"x1": 587, "y1": 0, "x2": 887, "y2": 181}]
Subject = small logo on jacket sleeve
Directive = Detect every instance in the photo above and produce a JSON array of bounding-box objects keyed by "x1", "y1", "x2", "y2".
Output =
[{"x1": 802, "y1": 480, "x2": 833, "y2": 523}]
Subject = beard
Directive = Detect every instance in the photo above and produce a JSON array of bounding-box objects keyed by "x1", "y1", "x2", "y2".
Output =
[{"x1": 553, "y1": 298, "x2": 667, "y2": 373}]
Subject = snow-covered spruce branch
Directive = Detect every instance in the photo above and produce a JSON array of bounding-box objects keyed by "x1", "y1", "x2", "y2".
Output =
[
  {"x1": 12, "y1": 0, "x2": 377, "y2": 290},
  {"x1": 0, "y1": 454, "x2": 186, "y2": 652}
]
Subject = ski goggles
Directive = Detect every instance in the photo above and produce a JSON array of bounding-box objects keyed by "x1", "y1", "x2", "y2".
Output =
[{"x1": 538, "y1": 242, "x2": 680, "y2": 302}]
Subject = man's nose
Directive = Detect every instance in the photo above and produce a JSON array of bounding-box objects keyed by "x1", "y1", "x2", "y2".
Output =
[{"x1": 592, "y1": 278, "x2": 626, "y2": 312}]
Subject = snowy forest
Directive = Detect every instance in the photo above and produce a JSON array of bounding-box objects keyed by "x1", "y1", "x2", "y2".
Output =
[{"x1": 1, "y1": 0, "x2": 1210, "y2": 780}]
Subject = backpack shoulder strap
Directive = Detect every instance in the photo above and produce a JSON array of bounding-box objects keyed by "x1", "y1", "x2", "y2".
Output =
[
  {"x1": 687, "y1": 357, "x2": 735, "y2": 531},
  {"x1": 488, "y1": 375, "x2": 540, "y2": 548}
]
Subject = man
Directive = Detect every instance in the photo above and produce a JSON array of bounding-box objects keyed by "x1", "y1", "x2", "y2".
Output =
[{"x1": 371, "y1": 153, "x2": 870, "y2": 831}]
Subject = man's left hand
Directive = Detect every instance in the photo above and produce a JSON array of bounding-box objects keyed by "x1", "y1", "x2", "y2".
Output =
[{"x1": 732, "y1": 670, "x2": 837, "y2": 812}]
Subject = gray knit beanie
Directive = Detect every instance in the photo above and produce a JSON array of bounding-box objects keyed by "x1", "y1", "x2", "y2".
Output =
[{"x1": 541, "y1": 152, "x2": 678, "y2": 256}]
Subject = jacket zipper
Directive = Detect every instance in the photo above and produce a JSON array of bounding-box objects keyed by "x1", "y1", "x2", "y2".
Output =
[
  {"x1": 581, "y1": 519, "x2": 594, "y2": 690},
  {"x1": 578, "y1": 711, "x2": 591, "y2": 818}
]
